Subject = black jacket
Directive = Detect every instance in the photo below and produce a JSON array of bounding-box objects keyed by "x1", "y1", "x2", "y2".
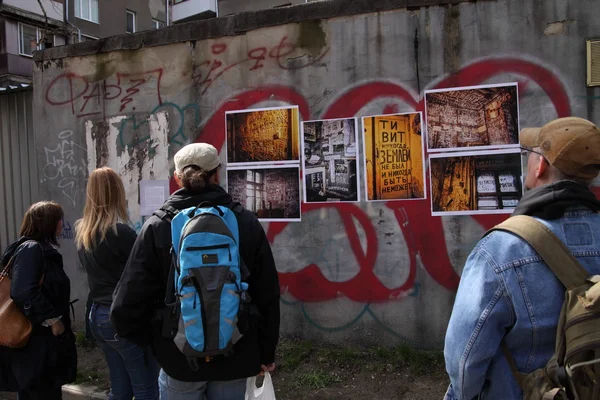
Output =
[
  {"x1": 0, "y1": 238, "x2": 77, "y2": 391},
  {"x1": 111, "y1": 185, "x2": 280, "y2": 382},
  {"x1": 78, "y1": 223, "x2": 137, "y2": 305}
]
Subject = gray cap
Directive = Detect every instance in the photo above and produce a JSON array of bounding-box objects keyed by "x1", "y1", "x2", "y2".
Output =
[{"x1": 174, "y1": 143, "x2": 220, "y2": 174}]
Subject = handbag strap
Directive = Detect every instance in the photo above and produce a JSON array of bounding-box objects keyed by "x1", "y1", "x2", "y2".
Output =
[
  {"x1": 0, "y1": 240, "x2": 45, "y2": 285},
  {"x1": 0, "y1": 256, "x2": 15, "y2": 283}
]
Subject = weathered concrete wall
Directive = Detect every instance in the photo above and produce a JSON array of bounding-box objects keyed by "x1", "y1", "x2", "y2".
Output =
[{"x1": 33, "y1": 0, "x2": 600, "y2": 349}]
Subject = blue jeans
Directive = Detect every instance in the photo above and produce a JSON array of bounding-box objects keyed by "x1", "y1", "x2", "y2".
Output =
[
  {"x1": 158, "y1": 369, "x2": 246, "y2": 400},
  {"x1": 89, "y1": 303, "x2": 159, "y2": 400}
]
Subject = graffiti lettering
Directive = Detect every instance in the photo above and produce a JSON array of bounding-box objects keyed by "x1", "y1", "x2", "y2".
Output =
[
  {"x1": 43, "y1": 130, "x2": 88, "y2": 206},
  {"x1": 117, "y1": 102, "x2": 201, "y2": 149},
  {"x1": 183, "y1": 57, "x2": 574, "y2": 309},
  {"x1": 45, "y1": 69, "x2": 163, "y2": 118},
  {"x1": 58, "y1": 218, "x2": 74, "y2": 240},
  {"x1": 192, "y1": 36, "x2": 329, "y2": 94}
]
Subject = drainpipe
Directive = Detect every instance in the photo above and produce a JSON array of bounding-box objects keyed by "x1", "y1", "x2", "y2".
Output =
[
  {"x1": 65, "y1": 0, "x2": 81, "y2": 43},
  {"x1": 166, "y1": 0, "x2": 169, "y2": 26}
]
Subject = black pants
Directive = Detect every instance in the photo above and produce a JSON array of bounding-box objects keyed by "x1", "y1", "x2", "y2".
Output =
[{"x1": 17, "y1": 385, "x2": 62, "y2": 400}]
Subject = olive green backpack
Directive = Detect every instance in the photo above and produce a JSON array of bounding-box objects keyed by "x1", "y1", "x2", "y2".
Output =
[{"x1": 488, "y1": 215, "x2": 600, "y2": 400}]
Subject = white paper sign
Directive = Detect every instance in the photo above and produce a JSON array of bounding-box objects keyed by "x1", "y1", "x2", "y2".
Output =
[
  {"x1": 499, "y1": 174, "x2": 517, "y2": 192},
  {"x1": 140, "y1": 180, "x2": 170, "y2": 216},
  {"x1": 477, "y1": 174, "x2": 496, "y2": 193}
]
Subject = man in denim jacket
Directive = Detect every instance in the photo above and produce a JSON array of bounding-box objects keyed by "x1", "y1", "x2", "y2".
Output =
[{"x1": 444, "y1": 117, "x2": 600, "y2": 400}]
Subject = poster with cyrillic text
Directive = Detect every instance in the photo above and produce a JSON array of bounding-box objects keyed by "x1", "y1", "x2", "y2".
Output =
[{"x1": 362, "y1": 112, "x2": 426, "y2": 201}]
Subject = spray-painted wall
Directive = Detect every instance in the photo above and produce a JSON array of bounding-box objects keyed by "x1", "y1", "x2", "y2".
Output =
[{"x1": 32, "y1": 0, "x2": 600, "y2": 349}]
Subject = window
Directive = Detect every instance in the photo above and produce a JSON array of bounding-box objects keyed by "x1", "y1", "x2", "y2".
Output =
[
  {"x1": 245, "y1": 171, "x2": 264, "y2": 213},
  {"x1": 19, "y1": 23, "x2": 40, "y2": 56},
  {"x1": 126, "y1": 10, "x2": 136, "y2": 33},
  {"x1": 75, "y1": 0, "x2": 99, "y2": 23},
  {"x1": 153, "y1": 19, "x2": 165, "y2": 29}
]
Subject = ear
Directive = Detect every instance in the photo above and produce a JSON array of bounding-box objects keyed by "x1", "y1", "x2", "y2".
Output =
[
  {"x1": 535, "y1": 155, "x2": 548, "y2": 179},
  {"x1": 174, "y1": 172, "x2": 183, "y2": 187}
]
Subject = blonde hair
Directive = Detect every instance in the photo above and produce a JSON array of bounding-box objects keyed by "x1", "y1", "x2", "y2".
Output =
[{"x1": 75, "y1": 167, "x2": 130, "y2": 251}]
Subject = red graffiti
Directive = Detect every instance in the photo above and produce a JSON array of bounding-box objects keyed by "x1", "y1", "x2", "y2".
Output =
[
  {"x1": 175, "y1": 57, "x2": 583, "y2": 303},
  {"x1": 44, "y1": 69, "x2": 163, "y2": 118},
  {"x1": 211, "y1": 43, "x2": 227, "y2": 55},
  {"x1": 192, "y1": 36, "x2": 329, "y2": 95}
]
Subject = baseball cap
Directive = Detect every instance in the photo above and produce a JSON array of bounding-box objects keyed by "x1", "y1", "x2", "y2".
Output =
[
  {"x1": 174, "y1": 143, "x2": 220, "y2": 174},
  {"x1": 520, "y1": 117, "x2": 600, "y2": 179}
]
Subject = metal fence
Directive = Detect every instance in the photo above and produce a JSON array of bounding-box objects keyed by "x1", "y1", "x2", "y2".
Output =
[{"x1": 0, "y1": 85, "x2": 39, "y2": 253}]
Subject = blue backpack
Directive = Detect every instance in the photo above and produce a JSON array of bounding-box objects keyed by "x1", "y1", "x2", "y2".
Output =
[{"x1": 158, "y1": 201, "x2": 251, "y2": 370}]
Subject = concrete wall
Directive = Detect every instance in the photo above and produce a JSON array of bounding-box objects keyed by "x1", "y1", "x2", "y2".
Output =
[{"x1": 33, "y1": 0, "x2": 600, "y2": 349}]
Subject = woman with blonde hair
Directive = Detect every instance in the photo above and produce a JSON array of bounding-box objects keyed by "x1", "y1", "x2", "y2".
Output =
[{"x1": 75, "y1": 167, "x2": 158, "y2": 400}]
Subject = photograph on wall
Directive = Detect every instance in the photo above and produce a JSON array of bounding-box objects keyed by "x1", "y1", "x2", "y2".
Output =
[
  {"x1": 225, "y1": 106, "x2": 301, "y2": 165},
  {"x1": 302, "y1": 118, "x2": 360, "y2": 203},
  {"x1": 429, "y1": 149, "x2": 523, "y2": 216},
  {"x1": 227, "y1": 165, "x2": 301, "y2": 222},
  {"x1": 425, "y1": 83, "x2": 520, "y2": 152},
  {"x1": 362, "y1": 112, "x2": 426, "y2": 201}
]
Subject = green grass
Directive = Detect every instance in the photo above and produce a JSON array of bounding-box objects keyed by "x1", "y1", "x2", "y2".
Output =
[
  {"x1": 74, "y1": 330, "x2": 96, "y2": 349},
  {"x1": 368, "y1": 343, "x2": 445, "y2": 374},
  {"x1": 276, "y1": 337, "x2": 444, "y2": 378},
  {"x1": 74, "y1": 370, "x2": 101, "y2": 385},
  {"x1": 278, "y1": 339, "x2": 314, "y2": 371},
  {"x1": 315, "y1": 346, "x2": 362, "y2": 369},
  {"x1": 296, "y1": 371, "x2": 342, "y2": 389}
]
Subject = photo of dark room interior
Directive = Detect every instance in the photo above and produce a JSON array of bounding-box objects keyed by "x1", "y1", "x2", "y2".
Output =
[{"x1": 425, "y1": 84, "x2": 519, "y2": 151}]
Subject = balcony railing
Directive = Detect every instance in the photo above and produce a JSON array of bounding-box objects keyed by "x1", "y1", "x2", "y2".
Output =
[{"x1": 172, "y1": 0, "x2": 217, "y2": 23}]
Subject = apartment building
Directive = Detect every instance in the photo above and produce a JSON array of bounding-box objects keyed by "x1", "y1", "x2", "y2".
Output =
[
  {"x1": 0, "y1": 0, "x2": 167, "y2": 86},
  {"x1": 67, "y1": 0, "x2": 167, "y2": 42},
  {"x1": 0, "y1": 0, "x2": 66, "y2": 85},
  {"x1": 171, "y1": 0, "x2": 314, "y2": 24}
]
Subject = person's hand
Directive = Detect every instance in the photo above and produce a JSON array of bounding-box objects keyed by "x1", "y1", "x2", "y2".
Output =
[
  {"x1": 259, "y1": 363, "x2": 276, "y2": 375},
  {"x1": 51, "y1": 320, "x2": 65, "y2": 336}
]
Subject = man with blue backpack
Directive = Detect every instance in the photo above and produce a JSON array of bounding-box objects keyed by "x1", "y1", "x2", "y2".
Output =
[{"x1": 110, "y1": 143, "x2": 281, "y2": 400}]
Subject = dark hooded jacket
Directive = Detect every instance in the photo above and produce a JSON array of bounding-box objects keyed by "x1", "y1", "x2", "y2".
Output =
[
  {"x1": 0, "y1": 238, "x2": 77, "y2": 391},
  {"x1": 110, "y1": 185, "x2": 280, "y2": 382}
]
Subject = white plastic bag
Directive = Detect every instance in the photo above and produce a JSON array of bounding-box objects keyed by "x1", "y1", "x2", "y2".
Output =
[{"x1": 245, "y1": 372, "x2": 276, "y2": 400}]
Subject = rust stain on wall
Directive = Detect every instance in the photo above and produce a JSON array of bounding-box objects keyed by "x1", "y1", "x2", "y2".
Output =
[
  {"x1": 297, "y1": 20, "x2": 328, "y2": 58},
  {"x1": 443, "y1": 5, "x2": 462, "y2": 74},
  {"x1": 90, "y1": 119, "x2": 110, "y2": 168}
]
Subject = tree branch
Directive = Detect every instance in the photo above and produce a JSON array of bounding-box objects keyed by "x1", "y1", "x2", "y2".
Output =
[{"x1": 36, "y1": 0, "x2": 50, "y2": 46}]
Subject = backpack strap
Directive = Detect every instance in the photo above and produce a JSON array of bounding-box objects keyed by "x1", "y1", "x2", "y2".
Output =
[
  {"x1": 486, "y1": 215, "x2": 589, "y2": 289},
  {"x1": 226, "y1": 202, "x2": 251, "y2": 281},
  {"x1": 228, "y1": 202, "x2": 244, "y2": 215},
  {"x1": 153, "y1": 205, "x2": 179, "y2": 223},
  {"x1": 486, "y1": 215, "x2": 590, "y2": 388}
]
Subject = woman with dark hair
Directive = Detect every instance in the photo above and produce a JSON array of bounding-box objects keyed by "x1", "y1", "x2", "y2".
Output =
[{"x1": 0, "y1": 201, "x2": 77, "y2": 400}]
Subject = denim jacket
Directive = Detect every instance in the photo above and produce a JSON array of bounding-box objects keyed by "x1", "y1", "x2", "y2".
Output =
[{"x1": 444, "y1": 207, "x2": 600, "y2": 400}]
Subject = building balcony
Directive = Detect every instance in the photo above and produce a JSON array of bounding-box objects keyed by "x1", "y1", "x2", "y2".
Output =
[
  {"x1": 1, "y1": 0, "x2": 64, "y2": 24},
  {"x1": 172, "y1": 0, "x2": 217, "y2": 23}
]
